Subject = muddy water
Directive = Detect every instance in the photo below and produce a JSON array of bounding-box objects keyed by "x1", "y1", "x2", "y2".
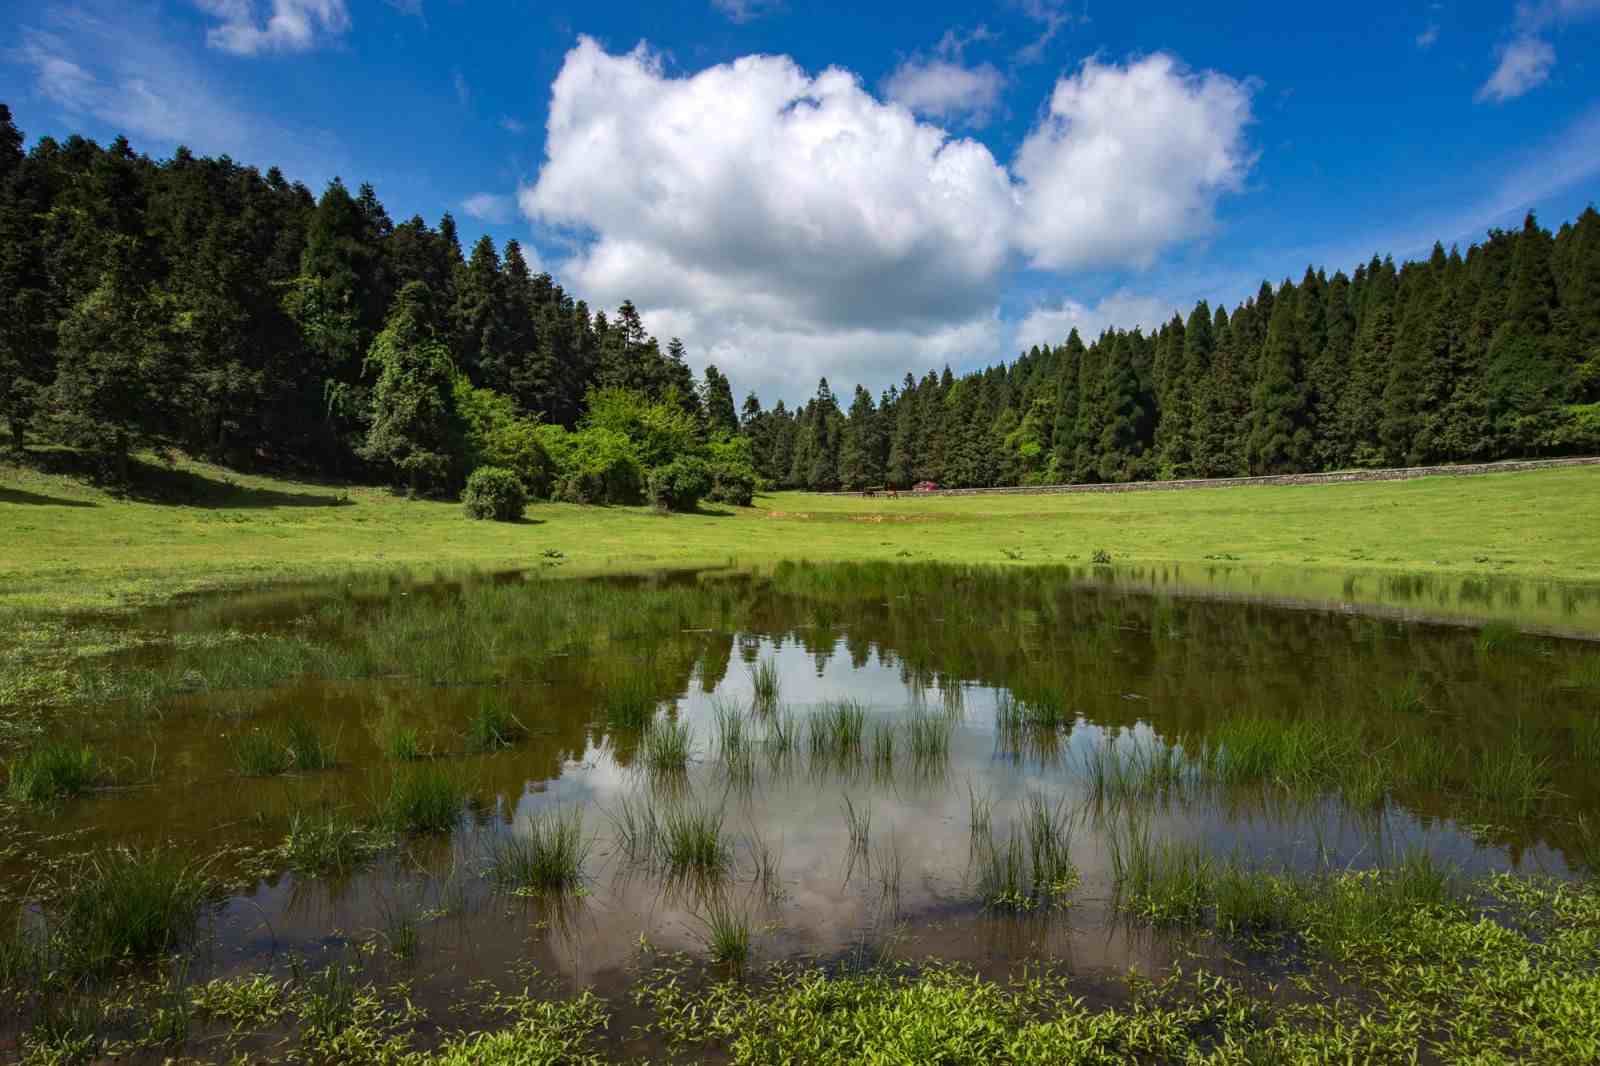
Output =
[{"x1": 4, "y1": 561, "x2": 1600, "y2": 1050}]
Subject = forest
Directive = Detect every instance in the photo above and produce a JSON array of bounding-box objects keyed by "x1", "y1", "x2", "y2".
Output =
[{"x1": 1, "y1": 103, "x2": 1597, "y2": 501}]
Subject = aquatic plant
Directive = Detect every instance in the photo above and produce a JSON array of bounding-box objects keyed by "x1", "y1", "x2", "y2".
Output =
[
  {"x1": 488, "y1": 807, "x2": 591, "y2": 894},
  {"x1": 1379, "y1": 672, "x2": 1429, "y2": 715},
  {"x1": 904, "y1": 711, "x2": 952, "y2": 766},
  {"x1": 1474, "y1": 620, "x2": 1521, "y2": 655},
  {"x1": 642, "y1": 717, "x2": 693, "y2": 775},
  {"x1": 659, "y1": 804, "x2": 731, "y2": 881},
  {"x1": 809, "y1": 700, "x2": 867, "y2": 761},
  {"x1": 1468, "y1": 731, "x2": 1551, "y2": 818},
  {"x1": 281, "y1": 809, "x2": 390, "y2": 875},
  {"x1": 750, "y1": 658, "x2": 781, "y2": 713},
  {"x1": 697, "y1": 897, "x2": 752, "y2": 969},
  {"x1": 604, "y1": 675, "x2": 657, "y2": 731},
  {"x1": 52, "y1": 847, "x2": 210, "y2": 973},
  {"x1": 466, "y1": 693, "x2": 526, "y2": 753},
  {"x1": 284, "y1": 716, "x2": 337, "y2": 770},
  {"x1": 5, "y1": 740, "x2": 98, "y2": 805},
  {"x1": 381, "y1": 767, "x2": 466, "y2": 833}
]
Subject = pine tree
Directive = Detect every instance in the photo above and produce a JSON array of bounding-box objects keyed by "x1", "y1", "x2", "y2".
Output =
[
  {"x1": 702, "y1": 365, "x2": 739, "y2": 436},
  {"x1": 1486, "y1": 214, "x2": 1562, "y2": 451},
  {"x1": 837, "y1": 385, "x2": 882, "y2": 489},
  {"x1": 886, "y1": 375, "x2": 918, "y2": 487},
  {"x1": 1249, "y1": 282, "x2": 1313, "y2": 473},
  {"x1": 1051, "y1": 330, "x2": 1085, "y2": 480}
]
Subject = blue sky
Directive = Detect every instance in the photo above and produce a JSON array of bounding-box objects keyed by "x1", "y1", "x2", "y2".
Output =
[{"x1": 4, "y1": 1, "x2": 1598, "y2": 402}]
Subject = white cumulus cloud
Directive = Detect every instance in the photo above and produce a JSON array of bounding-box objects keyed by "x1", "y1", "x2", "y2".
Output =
[
  {"x1": 195, "y1": 0, "x2": 350, "y2": 56},
  {"x1": 884, "y1": 59, "x2": 1005, "y2": 126},
  {"x1": 1015, "y1": 291, "x2": 1180, "y2": 351},
  {"x1": 520, "y1": 39, "x2": 1256, "y2": 401},
  {"x1": 1012, "y1": 54, "x2": 1256, "y2": 272}
]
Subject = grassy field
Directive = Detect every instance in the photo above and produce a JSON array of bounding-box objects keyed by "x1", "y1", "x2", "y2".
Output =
[{"x1": 2, "y1": 452, "x2": 1598, "y2": 612}]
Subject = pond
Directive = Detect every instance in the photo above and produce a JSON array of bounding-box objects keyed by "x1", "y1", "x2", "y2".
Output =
[{"x1": 3, "y1": 560, "x2": 1599, "y2": 1062}]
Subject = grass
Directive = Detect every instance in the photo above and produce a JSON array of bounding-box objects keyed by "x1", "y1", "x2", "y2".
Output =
[
  {"x1": 904, "y1": 711, "x2": 952, "y2": 767},
  {"x1": 5, "y1": 452, "x2": 1598, "y2": 617},
  {"x1": 659, "y1": 804, "x2": 731, "y2": 882},
  {"x1": 280, "y1": 809, "x2": 390, "y2": 875},
  {"x1": 466, "y1": 693, "x2": 526, "y2": 752},
  {"x1": 487, "y1": 807, "x2": 591, "y2": 894},
  {"x1": 641, "y1": 717, "x2": 693, "y2": 775},
  {"x1": 51, "y1": 846, "x2": 210, "y2": 973},
  {"x1": 809, "y1": 699, "x2": 867, "y2": 762},
  {"x1": 1468, "y1": 730, "x2": 1552, "y2": 818},
  {"x1": 970, "y1": 793, "x2": 1078, "y2": 911},
  {"x1": 749, "y1": 659, "x2": 781, "y2": 713},
  {"x1": 1475, "y1": 620, "x2": 1523, "y2": 654},
  {"x1": 380, "y1": 766, "x2": 467, "y2": 833},
  {"x1": 229, "y1": 717, "x2": 336, "y2": 775},
  {"x1": 697, "y1": 897, "x2": 753, "y2": 969},
  {"x1": 603, "y1": 675, "x2": 658, "y2": 731},
  {"x1": 4, "y1": 740, "x2": 98, "y2": 804}
]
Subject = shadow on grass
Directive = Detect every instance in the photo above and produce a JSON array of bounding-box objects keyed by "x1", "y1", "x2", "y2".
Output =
[
  {"x1": 0, "y1": 486, "x2": 98, "y2": 508},
  {"x1": 15, "y1": 449, "x2": 355, "y2": 509}
]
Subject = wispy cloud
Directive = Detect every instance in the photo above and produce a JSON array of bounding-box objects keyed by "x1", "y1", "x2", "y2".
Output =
[
  {"x1": 14, "y1": 3, "x2": 343, "y2": 181},
  {"x1": 453, "y1": 69, "x2": 470, "y2": 106},
  {"x1": 1013, "y1": 0, "x2": 1084, "y2": 66},
  {"x1": 499, "y1": 116, "x2": 527, "y2": 134},
  {"x1": 1477, "y1": 0, "x2": 1600, "y2": 102},
  {"x1": 1416, "y1": 23, "x2": 1440, "y2": 48},
  {"x1": 384, "y1": 0, "x2": 424, "y2": 16},
  {"x1": 711, "y1": 0, "x2": 782, "y2": 24},
  {"x1": 194, "y1": 0, "x2": 351, "y2": 57},
  {"x1": 460, "y1": 192, "x2": 514, "y2": 224}
]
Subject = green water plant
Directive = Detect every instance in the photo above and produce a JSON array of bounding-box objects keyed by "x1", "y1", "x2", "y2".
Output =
[
  {"x1": 5, "y1": 740, "x2": 99, "y2": 805},
  {"x1": 488, "y1": 807, "x2": 591, "y2": 894}
]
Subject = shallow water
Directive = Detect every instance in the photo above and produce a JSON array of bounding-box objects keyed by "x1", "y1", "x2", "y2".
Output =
[{"x1": 4, "y1": 561, "x2": 1599, "y2": 1055}]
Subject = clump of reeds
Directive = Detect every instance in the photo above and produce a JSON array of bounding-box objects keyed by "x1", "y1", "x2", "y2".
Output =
[
  {"x1": 1475, "y1": 620, "x2": 1522, "y2": 655},
  {"x1": 996, "y1": 689, "x2": 1070, "y2": 730},
  {"x1": 5, "y1": 740, "x2": 99, "y2": 805},
  {"x1": 284, "y1": 716, "x2": 337, "y2": 770},
  {"x1": 466, "y1": 693, "x2": 526, "y2": 753},
  {"x1": 1392, "y1": 734, "x2": 1454, "y2": 792},
  {"x1": 842, "y1": 795, "x2": 872, "y2": 859},
  {"x1": 370, "y1": 708, "x2": 423, "y2": 761},
  {"x1": 905, "y1": 711, "x2": 952, "y2": 768},
  {"x1": 659, "y1": 804, "x2": 732, "y2": 882},
  {"x1": 229, "y1": 717, "x2": 336, "y2": 776},
  {"x1": 697, "y1": 896, "x2": 752, "y2": 970},
  {"x1": 809, "y1": 700, "x2": 866, "y2": 762},
  {"x1": 1468, "y1": 730, "x2": 1551, "y2": 818},
  {"x1": 1081, "y1": 736, "x2": 1191, "y2": 809},
  {"x1": 970, "y1": 792, "x2": 1078, "y2": 911},
  {"x1": 487, "y1": 807, "x2": 591, "y2": 894},
  {"x1": 642, "y1": 717, "x2": 693, "y2": 777},
  {"x1": 51, "y1": 847, "x2": 210, "y2": 973},
  {"x1": 281, "y1": 809, "x2": 389, "y2": 875},
  {"x1": 1107, "y1": 821, "x2": 1213, "y2": 926},
  {"x1": 1378, "y1": 673, "x2": 1429, "y2": 715},
  {"x1": 604, "y1": 675, "x2": 658, "y2": 731},
  {"x1": 750, "y1": 659, "x2": 781, "y2": 713},
  {"x1": 608, "y1": 794, "x2": 661, "y2": 864},
  {"x1": 380, "y1": 767, "x2": 466, "y2": 833},
  {"x1": 763, "y1": 708, "x2": 799, "y2": 769}
]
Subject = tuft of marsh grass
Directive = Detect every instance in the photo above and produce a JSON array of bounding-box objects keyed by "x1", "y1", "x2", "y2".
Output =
[
  {"x1": 1573, "y1": 715, "x2": 1600, "y2": 767},
  {"x1": 1468, "y1": 731, "x2": 1552, "y2": 818},
  {"x1": 659, "y1": 804, "x2": 731, "y2": 882},
  {"x1": 1203, "y1": 715, "x2": 1358, "y2": 794},
  {"x1": 1213, "y1": 863, "x2": 1298, "y2": 936},
  {"x1": 996, "y1": 689, "x2": 1070, "y2": 730},
  {"x1": 466, "y1": 693, "x2": 526, "y2": 753},
  {"x1": 370, "y1": 709, "x2": 423, "y2": 761},
  {"x1": 697, "y1": 897, "x2": 752, "y2": 969},
  {"x1": 842, "y1": 795, "x2": 872, "y2": 859},
  {"x1": 971, "y1": 793, "x2": 1078, "y2": 911},
  {"x1": 281, "y1": 809, "x2": 389, "y2": 875},
  {"x1": 488, "y1": 807, "x2": 591, "y2": 894},
  {"x1": 381, "y1": 766, "x2": 466, "y2": 833},
  {"x1": 230, "y1": 718, "x2": 336, "y2": 776},
  {"x1": 809, "y1": 700, "x2": 866, "y2": 762},
  {"x1": 749, "y1": 659, "x2": 781, "y2": 713},
  {"x1": 52, "y1": 847, "x2": 210, "y2": 973},
  {"x1": 604, "y1": 675, "x2": 657, "y2": 731},
  {"x1": 1107, "y1": 821, "x2": 1213, "y2": 926},
  {"x1": 608, "y1": 794, "x2": 661, "y2": 865},
  {"x1": 1379, "y1": 673, "x2": 1429, "y2": 715},
  {"x1": 1081, "y1": 737, "x2": 1191, "y2": 808},
  {"x1": 1561, "y1": 656, "x2": 1600, "y2": 691},
  {"x1": 5, "y1": 740, "x2": 98, "y2": 805},
  {"x1": 1393, "y1": 734, "x2": 1454, "y2": 792},
  {"x1": 870, "y1": 720, "x2": 896, "y2": 772},
  {"x1": 230, "y1": 728, "x2": 294, "y2": 777},
  {"x1": 763, "y1": 708, "x2": 799, "y2": 769},
  {"x1": 642, "y1": 717, "x2": 692, "y2": 775},
  {"x1": 904, "y1": 711, "x2": 952, "y2": 767},
  {"x1": 1474, "y1": 620, "x2": 1521, "y2": 655}
]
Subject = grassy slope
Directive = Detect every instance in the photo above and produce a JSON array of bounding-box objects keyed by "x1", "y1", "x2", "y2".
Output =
[{"x1": 2, "y1": 454, "x2": 1598, "y2": 611}]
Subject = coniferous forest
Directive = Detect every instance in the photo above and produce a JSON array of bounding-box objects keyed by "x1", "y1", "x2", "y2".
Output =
[{"x1": 1, "y1": 105, "x2": 1597, "y2": 500}]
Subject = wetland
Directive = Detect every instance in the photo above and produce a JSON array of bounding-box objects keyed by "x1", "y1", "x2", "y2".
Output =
[{"x1": 3, "y1": 560, "x2": 1599, "y2": 1064}]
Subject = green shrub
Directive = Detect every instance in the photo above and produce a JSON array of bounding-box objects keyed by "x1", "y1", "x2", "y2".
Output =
[
  {"x1": 453, "y1": 377, "x2": 555, "y2": 497},
  {"x1": 462, "y1": 466, "x2": 527, "y2": 521},
  {"x1": 648, "y1": 456, "x2": 713, "y2": 512},
  {"x1": 707, "y1": 462, "x2": 757, "y2": 506},
  {"x1": 539, "y1": 425, "x2": 645, "y2": 504}
]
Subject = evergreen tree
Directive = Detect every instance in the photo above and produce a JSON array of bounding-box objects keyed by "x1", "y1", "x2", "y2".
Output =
[
  {"x1": 1051, "y1": 330, "x2": 1085, "y2": 480},
  {"x1": 361, "y1": 282, "x2": 457, "y2": 495},
  {"x1": 886, "y1": 375, "x2": 918, "y2": 487},
  {"x1": 702, "y1": 365, "x2": 739, "y2": 436},
  {"x1": 1486, "y1": 214, "x2": 1562, "y2": 451},
  {"x1": 1249, "y1": 283, "x2": 1313, "y2": 473}
]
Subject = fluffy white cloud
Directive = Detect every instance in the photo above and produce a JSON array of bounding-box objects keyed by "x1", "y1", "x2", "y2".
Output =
[
  {"x1": 521, "y1": 39, "x2": 1256, "y2": 401},
  {"x1": 1013, "y1": 54, "x2": 1255, "y2": 272},
  {"x1": 521, "y1": 38, "x2": 1017, "y2": 400},
  {"x1": 1014, "y1": 291, "x2": 1179, "y2": 352},
  {"x1": 195, "y1": 0, "x2": 350, "y2": 56},
  {"x1": 883, "y1": 59, "x2": 1005, "y2": 126},
  {"x1": 460, "y1": 193, "x2": 514, "y2": 224},
  {"x1": 1478, "y1": 36, "x2": 1557, "y2": 101}
]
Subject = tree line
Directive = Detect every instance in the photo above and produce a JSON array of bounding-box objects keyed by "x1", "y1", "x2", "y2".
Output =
[
  {"x1": 1, "y1": 105, "x2": 1596, "y2": 501},
  {"x1": 745, "y1": 210, "x2": 1600, "y2": 490}
]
